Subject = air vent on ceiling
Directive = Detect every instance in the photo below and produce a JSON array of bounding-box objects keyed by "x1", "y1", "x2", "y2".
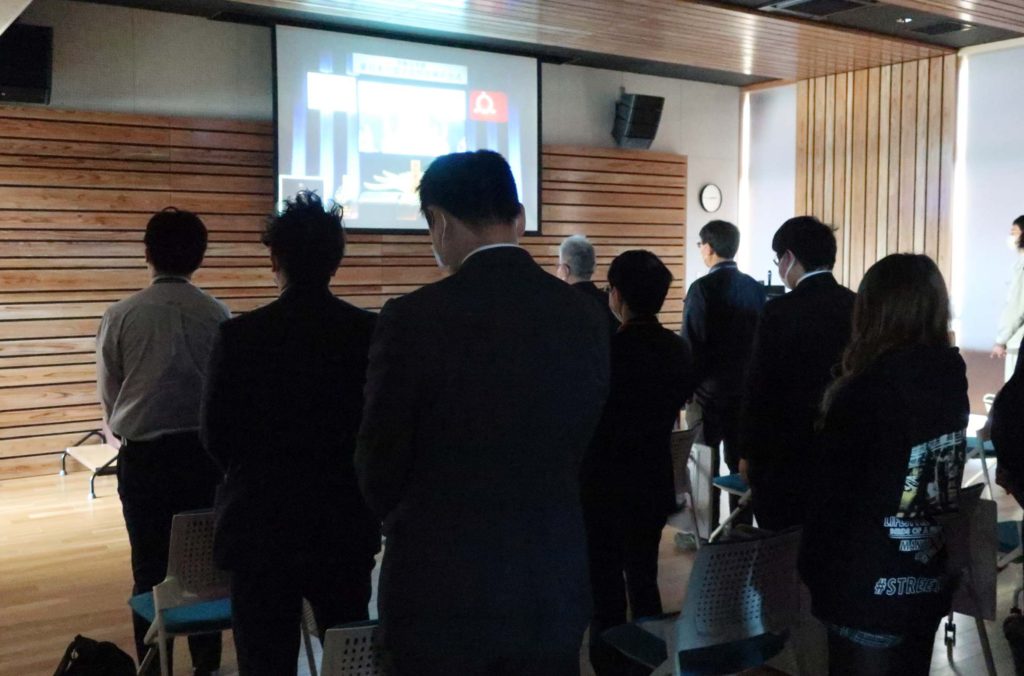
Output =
[
  {"x1": 760, "y1": 0, "x2": 873, "y2": 18},
  {"x1": 912, "y1": 20, "x2": 973, "y2": 35}
]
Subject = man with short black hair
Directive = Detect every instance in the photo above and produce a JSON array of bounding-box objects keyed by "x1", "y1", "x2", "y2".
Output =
[
  {"x1": 557, "y1": 234, "x2": 620, "y2": 335},
  {"x1": 583, "y1": 250, "x2": 691, "y2": 675},
  {"x1": 97, "y1": 208, "x2": 228, "y2": 675},
  {"x1": 201, "y1": 192, "x2": 380, "y2": 676},
  {"x1": 739, "y1": 215, "x2": 855, "y2": 531},
  {"x1": 357, "y1": 150, "x2": 609, "y2": 675},
  {"x1": 682, "y1": 220, "x2": 766, "y2": 527}
]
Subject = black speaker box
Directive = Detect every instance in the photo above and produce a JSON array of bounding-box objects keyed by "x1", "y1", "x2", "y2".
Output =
[
  {"x1": 0, "y1": 24, "x2": 53, "y2": 105},
  {"x1": 612, "y1": 94, "x2": 664, "y2": 150}
]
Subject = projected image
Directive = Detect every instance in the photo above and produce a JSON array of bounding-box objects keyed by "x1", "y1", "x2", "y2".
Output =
[{"x1": 276, "y1": 27, "x2": 539, "y2": 232}]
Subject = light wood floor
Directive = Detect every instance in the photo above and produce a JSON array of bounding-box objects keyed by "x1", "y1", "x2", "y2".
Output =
[{"x1": 0, "y1": 466, "x2": 1019, "y2": 675}]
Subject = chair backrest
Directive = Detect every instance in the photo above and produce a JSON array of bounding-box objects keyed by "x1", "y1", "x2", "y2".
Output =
[
  {"x1": 672, "y1": 528, "x2": 801, "y2": 657},
  {"x1": 164, "y1": 510, "x2": 230, "y2": 602},
  {"x1": 943, "y1": 484, "x2": 998, "y2": 621},
  {"x1": 321, "y1": 622, "x2": 386, "y2": 676}
]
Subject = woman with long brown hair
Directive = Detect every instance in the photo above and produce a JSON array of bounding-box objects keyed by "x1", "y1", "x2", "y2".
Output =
[{"x1": 799, "y1": 253, "x2": 969, "y2": 675}]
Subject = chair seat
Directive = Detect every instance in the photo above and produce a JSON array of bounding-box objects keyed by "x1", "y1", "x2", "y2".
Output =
[
  {"x1": 676, "y1": 631, "x2": 789, "y2": 675},
  {"x1": 712, "y1": 473, "x2": 749, "y2": 494},
  {"x1": 128, "y1": 592, "x2": 232, "y2": 635},
  {"x1": 999, "y1": 521, "x2": 1022, "y2": 554}
]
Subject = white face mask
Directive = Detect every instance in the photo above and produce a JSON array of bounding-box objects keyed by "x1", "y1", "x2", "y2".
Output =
[
  {"x1": 1008, "y1": 235, "x2": 1020, "y2": 253},
  {"x1": 781, "y1": 253, "x2": 797, "y2": 289},
  {"x1": 431, "y1": 215, "x2": 447, "y2": 268}
]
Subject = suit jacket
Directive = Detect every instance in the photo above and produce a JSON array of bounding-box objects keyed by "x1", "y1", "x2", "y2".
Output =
[
  {"x1": 583, "y1": 318, "x2": 692, "y2": 519},
  {"x1": 739, "y1": 272, "x2": 855, "y2": 530},
  {"x1": 681, "y1": 262, "x2": 766, "y2": 407},
  {"x1": 201, "y1": 285, "x2": 381, "y2": 569},
  {"x1": 573, "y1": 280, "x2": 621, "y2": 337},
  {"x1": 355, "y1": 246, "x2": 609, "y2": 661}
]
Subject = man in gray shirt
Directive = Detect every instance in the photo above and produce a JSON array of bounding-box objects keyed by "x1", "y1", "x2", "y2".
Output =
[{"x1": 96, "y1": 208, "x2": 229, "y2": 675}]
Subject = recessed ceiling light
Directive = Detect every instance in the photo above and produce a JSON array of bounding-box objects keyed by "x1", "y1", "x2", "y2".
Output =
[{"x1": 896, "y1": 16, "x2": 914, "y2": 23}]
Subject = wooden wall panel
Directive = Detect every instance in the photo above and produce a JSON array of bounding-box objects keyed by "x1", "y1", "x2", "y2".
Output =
[
  {"x1": 0, "y1": 107, "x2": 686, "y2": 478},
  {"x1": 795, "y1": 56, "x2": 957, "y2": 290}
]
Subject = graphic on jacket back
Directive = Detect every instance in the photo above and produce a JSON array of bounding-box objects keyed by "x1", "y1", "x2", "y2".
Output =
[
  {"x1": 875, "y1": 431, "x2": 966, "y2": 595},
  {"x1": 898, "y1": 431, "x2": 966, "y2": 518}
]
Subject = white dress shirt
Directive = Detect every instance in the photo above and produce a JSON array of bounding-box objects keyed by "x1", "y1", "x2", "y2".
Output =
[{"x1": 96, "y1": 276, "x2": 230, "y2": 441}]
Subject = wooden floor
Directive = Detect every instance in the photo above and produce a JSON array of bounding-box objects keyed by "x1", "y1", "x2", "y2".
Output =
[{"x1": 0, "y1": 466, "x2": 1019, "y2": 675}]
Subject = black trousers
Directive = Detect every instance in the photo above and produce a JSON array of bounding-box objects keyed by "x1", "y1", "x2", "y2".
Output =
[
  {"x1": 585, "y1": 506, "x2": 666, "y2": 676},
  {"x1": 827, "y1": 622, "x2": 939, "y2": 676},
  {"x1": 117, "y1": 431, "x2": 223, "y2": 674},
  {"x1": 230, "y1": 551, "x2": 376, "y2": 676},
  {"x1": 695, "y1": 400, "x2": 752, "y2": 529},
  {"x1": 386, "y1": 651, "x2": 580, "y2": 676}
]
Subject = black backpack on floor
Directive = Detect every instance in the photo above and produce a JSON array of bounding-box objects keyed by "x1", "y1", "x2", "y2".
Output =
[{"x1": 53, "y1": 635, "x2": 136, "y2": 676}]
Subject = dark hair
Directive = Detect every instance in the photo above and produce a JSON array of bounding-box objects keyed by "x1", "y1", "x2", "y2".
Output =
[
  {"x1": 418, "y1": 150, "x2": 521, "y2": 230},
  {"x1": 607, "y1": 250, "x2": 674, "y2": 317},
  {"x1": 144, "y1": 208, "x2": 208, "y2": 275},
  {"x1": 823, "y1": 254, "x2": 950, "y2": 411},
  {"x1": 772, "y1": 216, "x2": 837, "y2": 270},
  {"x1": 699, "y1": 220, "x2": 740, "y2": 259},
  {"x1": 262, "y1": 191, "x2": 345, "y2": 286},
  {"x1": 1014, "y1": 215, "x2": 1024, "y2": 249}
]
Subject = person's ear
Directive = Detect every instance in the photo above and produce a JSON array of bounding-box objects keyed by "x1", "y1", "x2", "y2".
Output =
[
  {"x1": 270, "y1": 253, "x2": 281, "y2": 273},
  {"x1": 514, "y1": 203, "x2": 526, "y2": 237}
]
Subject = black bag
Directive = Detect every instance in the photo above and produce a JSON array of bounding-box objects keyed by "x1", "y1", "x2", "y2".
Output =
[{"x1": 53, "y1": 635, "x2": 136, "y2": 676}]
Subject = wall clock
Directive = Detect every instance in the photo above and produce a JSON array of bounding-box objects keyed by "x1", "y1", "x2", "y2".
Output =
[{"x1": 699, "y1": 184, "x2": 722, "y2": 213}]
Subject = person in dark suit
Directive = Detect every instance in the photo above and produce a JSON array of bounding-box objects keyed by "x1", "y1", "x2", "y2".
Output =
[
  {"x1": 557, "y1": 234, "x2": 620, "y2": 335},
  {"x1": 201, "y1": 192, "x2": 381, "y2": 676},
  {"x1": 681, "y1": 220, "x2": 766, "y2": 526},
  {"x1": 739, "y1": 216, "x2": 855, "y2": 532},
  {"x1": 582, "y1": 250, "x2": 692, "y2": 676},
  {"x1": 355, "y1": 150, "x2": 610, "y2": 676}
]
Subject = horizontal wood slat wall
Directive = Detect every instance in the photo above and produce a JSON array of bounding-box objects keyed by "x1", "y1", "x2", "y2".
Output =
[
  {"x1": 0, "y1": 108, "x2": 686, "y2": 478},
  {"x1": 795, "y1": 55, "x2": 956, "y2": 291}
]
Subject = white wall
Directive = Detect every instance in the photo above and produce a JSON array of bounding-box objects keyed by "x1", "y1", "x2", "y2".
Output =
[
  {"x1": 542, "y1": 64, "x2": 741, "y2": 287},
  {"x1": 958, "y1": 45, "x2": 1024, "y2": 351},
  {"x1": 746, "y1": 85, "x2": 797, "y2": 285},
  {"x1": 18, "y1": 0, "x2": 272, "y2": 119}
]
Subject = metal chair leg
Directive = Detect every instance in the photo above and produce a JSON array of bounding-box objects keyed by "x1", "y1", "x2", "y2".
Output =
[{"x1": 59, "y1": 451, "x2": 67, "y2": 476}]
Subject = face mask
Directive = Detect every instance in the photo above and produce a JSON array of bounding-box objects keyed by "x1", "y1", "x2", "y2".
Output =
[
  {"x1": 781, "y1": 254, "x2": 797, "y2": 289},
  {"x1": 1009, "y1": 235, "x2": 1020, "y2": 252},
  {"x1": 431, "y1": 215, "x2": 447, "y2": 268}
]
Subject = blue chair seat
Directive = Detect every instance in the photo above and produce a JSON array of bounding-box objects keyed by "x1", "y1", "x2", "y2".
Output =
[
  {"x1": 712, "y1": 473, "x2": 749, "y2": 494},
  {"x1": 966, "y1": 436, "x2": 997, "y2": 457},
  {"x1": 998, "y1": 521, "x2": 1022, "y2": 555},
  {"x1": 128, "y1": 593, "x2": 232, "y2": 635}
]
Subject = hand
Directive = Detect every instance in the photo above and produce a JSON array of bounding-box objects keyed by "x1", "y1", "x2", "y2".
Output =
[
  {"x1": 992, "y1": 344, "x2": 1008, "y2": 359},
  {"x1": 739, "y1": 458, "x2": 750, "y2": 485}
]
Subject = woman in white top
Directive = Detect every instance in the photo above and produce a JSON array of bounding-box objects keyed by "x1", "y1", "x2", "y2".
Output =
[{"x1": 994, "y1": 215, "x2": 1024, "y2": 379}]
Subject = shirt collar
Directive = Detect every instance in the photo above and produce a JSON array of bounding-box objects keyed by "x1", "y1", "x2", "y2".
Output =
[
  {"x1": 151, "y1": 274, "x2": 191, "y2": 285},
  {"x1": 796, "y1": 269, "x2": 833, "y2": 286},
  {"x1": 461, "y1": 242, "x2": 522, "y2": 265},
  {"x1": 709, "y1": 261, "x2": 738, "y2": 274}
]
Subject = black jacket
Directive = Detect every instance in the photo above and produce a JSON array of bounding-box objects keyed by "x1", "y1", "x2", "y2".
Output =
[
  {"x1": 355, "y1": 247, "x2": 609, "y2": 661},
  {"x1": 583, "y1": 318, "x2": 692, "y2": 518},
  {"x1": 201, "y1": 285, "x2": 381, "y2": 568},
  {"x1": 800, "y1": 346, "x2": 969, "y2": 634},
  {"x1": 681, "y1": 262, "x2": 766, "y2": 407},
  {"x1": 991, "y1": 369, "x2": 1024, "y2": 506},
  {"x1": 740, "y1": 273, "x2": 855, "y2": 529},
  {"x1": 573, "y1": 280, "x2": 621, "y2": 337}
]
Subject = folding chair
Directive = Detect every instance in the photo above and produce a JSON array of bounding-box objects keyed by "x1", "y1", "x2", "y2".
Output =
[
  {"x1": 942, "y1": 484, "x2": 998, "y2": 676},
  {"x1": 671, "y1": 428, "x2": 702, "y2": 544},
  {"x1": 59, "y1": 429, "x2": 119, "y2": 499},
  {"x1": 321, "y1": 621, "x2": 386, "y2": 676},
  {"x1": 128, "y1": 510, "x2": 231, "y2": 676},
  {"x1": 604, "y1": 528, "x2": 801, "y2": 675},
  {"x1": 965, "y1": 416, "x2": 996, "y2": 498},
  {"x1": 708, "y1": 474, "x2": 751, "y2": 543}
]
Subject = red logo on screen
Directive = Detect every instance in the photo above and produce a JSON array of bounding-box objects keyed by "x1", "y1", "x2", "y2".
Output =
[{"x1": 469, "y1": 90, "x2": 508, "y2": 123}]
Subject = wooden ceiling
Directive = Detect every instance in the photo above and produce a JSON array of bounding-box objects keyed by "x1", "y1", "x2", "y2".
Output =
[
  {"x1": 216, "y1": 0, "x2": 952, "y2": 81},
  {"x1": 886, "y1": 0, "x2": 1024, "y2": 33}
]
